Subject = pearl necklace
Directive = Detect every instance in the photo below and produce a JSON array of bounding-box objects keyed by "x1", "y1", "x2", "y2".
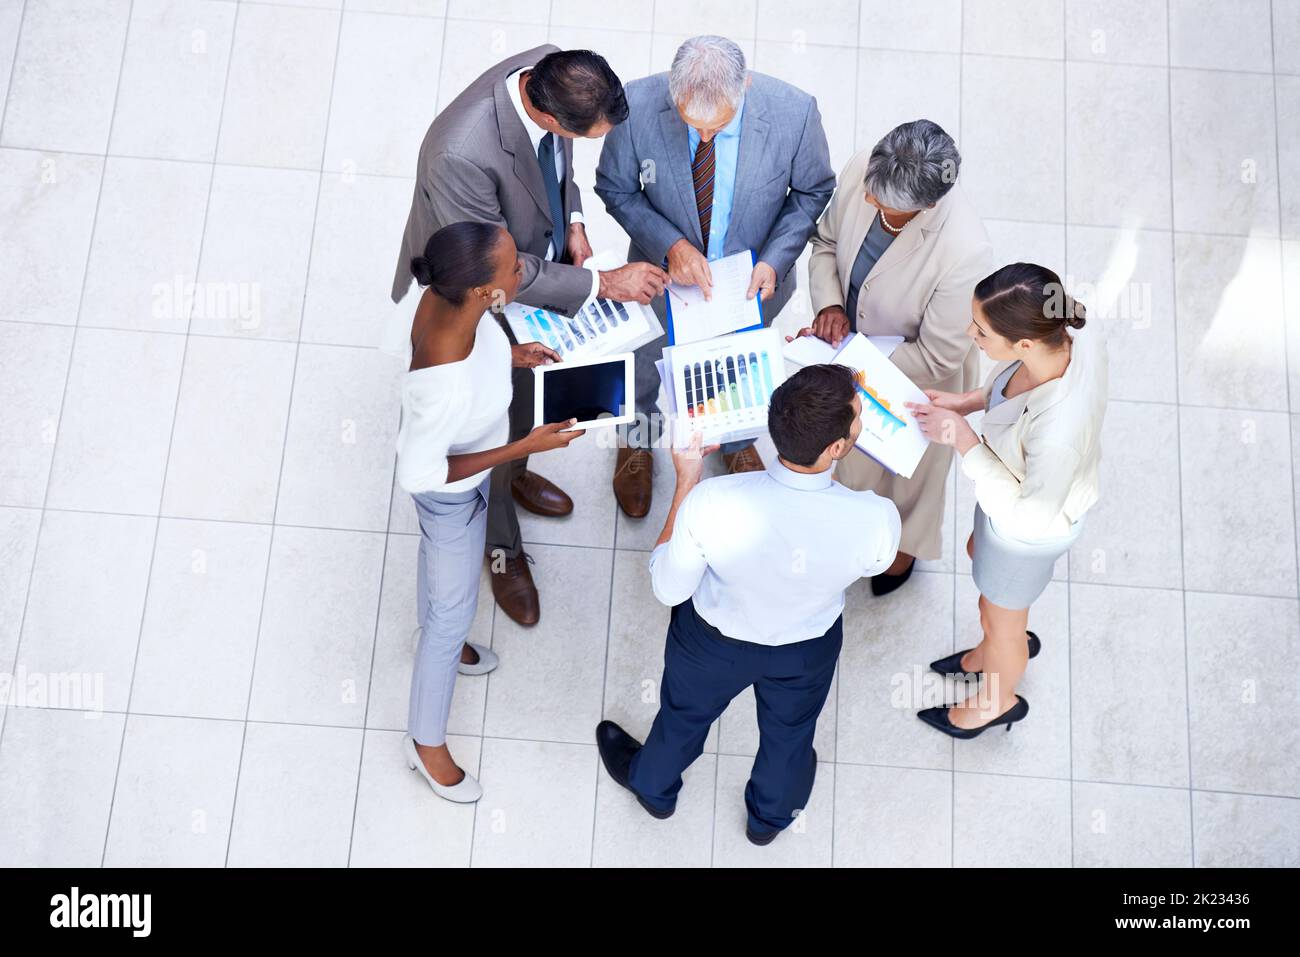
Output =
[{"x1": 878, "y1": 208, "x2": 905, "y2": 234}]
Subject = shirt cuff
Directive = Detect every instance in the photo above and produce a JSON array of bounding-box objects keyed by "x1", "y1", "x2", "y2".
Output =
[
  {"x1": 569, "y1": 211, "x2": 585, "y2": 225},
  {"x1": 578, "y1": 261, "x2": 600, "y2": 308}
]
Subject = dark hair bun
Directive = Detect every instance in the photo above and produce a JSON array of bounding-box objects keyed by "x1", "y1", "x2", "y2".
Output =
[
  {"x1": 1063, "y1": 293, "x2": 1087, "y2": 329},
  {"x1": 412, "y1": 222, "x2": 502, "y2": 306},
  {"x1": 410, "y1": 255, "x2": 434, "y2": 287},
  {"x1": 974, "y1": 263, "x2": 1085, "y2": 347}
]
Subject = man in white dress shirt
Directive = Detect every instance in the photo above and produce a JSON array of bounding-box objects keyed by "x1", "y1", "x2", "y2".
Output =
[{"x1": 596, "y1": 364, "x2": 901, "y2": 845}]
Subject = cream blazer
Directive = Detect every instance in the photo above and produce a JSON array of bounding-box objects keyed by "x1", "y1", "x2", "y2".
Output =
[
  {"x1": 808, "y1": 149, "x2": 993, "y2": 394},
  {"x1": 809, "y1": 149, "x2": 993, "y2": 560},
  {"x1": 962, "y1": 320, "x2": 1109, "y2": 541}
]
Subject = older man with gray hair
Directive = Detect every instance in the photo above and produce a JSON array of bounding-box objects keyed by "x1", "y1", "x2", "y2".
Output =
[
  {"x1": 802, "y1": 119, "x2": 993, "y2": 596},
  {"x1": 595, "y1": 35, "x2": 835, "y2": 517}
]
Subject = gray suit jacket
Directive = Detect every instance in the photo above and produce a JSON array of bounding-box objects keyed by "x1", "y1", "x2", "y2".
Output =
[
  {"x1": 390, "y1": 44, "x2": 593, "y2": 315},
  {"x1": 593, "y1": 72, "x2": 835, "y2": 320}
]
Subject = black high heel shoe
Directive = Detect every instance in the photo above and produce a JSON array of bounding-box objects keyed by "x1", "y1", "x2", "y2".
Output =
[
  {"x1": 917, "y1": 695, "x2": 1029, "y2": 738},
  {"x1": 929, "y1": 630, "x2": 1041, "y2": 677},
  {"x1": 871, "y1": 558, "x2": 914, "y2": 596}
]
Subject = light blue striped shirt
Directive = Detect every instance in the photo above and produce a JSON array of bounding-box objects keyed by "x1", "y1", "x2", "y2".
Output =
[{"x1": 687, "y1": 100, "x2": 745, "y2": 260}]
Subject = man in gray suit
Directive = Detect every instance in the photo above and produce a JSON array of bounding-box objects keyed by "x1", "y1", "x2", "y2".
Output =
[
  {"x1": 594, "y1": 36, "x2": 835, "y2": 517},
  {"x1": 393, "y1": 46, "x2": 668, "y2": 626}
]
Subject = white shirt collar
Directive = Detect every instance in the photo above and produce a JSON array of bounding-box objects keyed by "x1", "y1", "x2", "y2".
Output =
[
  {"x1": 505, "y1": 66, "x2": 547, "y2": 154},
  {"x1": 767, "y1": 457, "x2": 834, "y2": 491}
]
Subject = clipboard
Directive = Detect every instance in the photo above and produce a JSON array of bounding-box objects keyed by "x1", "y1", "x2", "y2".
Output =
[{"x1": 663, "y1": 248, "x2": 765, "y2": 346}]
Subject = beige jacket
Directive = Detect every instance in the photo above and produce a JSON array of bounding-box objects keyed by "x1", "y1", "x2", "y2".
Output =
[
  {"x1": 809, "y1": 149, "x2": 992, "y2": 392},
  {"x1": 810, "y1": 148, "x2": 992, "y2": 560},
  {"x1": 962, "y1": 320, "x2": 1109, "y2": 541}
]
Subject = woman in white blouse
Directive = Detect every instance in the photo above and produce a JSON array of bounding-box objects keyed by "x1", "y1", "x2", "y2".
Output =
[
  {"x1": 398, "y1": 221, "x2": 582, "y2": 802},
  {"x1": 907, "y1": 262, "x2": 1107, "y2": 737}
]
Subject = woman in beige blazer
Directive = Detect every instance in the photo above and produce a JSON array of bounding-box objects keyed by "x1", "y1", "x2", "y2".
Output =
[
  {"x1": 803, "y1": 119, "x2": 993, "y2": 595},
  {"x1": 907, "y1": 263, "x2": 1107, "y2": 737}
]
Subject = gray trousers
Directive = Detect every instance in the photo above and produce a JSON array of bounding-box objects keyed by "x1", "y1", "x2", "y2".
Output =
[
  {"x1": 408, "y1": 477, "x2": 489, "y2": 747},
  {"x1": 485, "y1": 365, "x2": 531, "y2": 559}
]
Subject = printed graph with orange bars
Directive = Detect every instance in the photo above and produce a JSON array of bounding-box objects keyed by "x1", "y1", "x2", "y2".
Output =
[{"x1": 852, "y1": 368, "x2": 908, "y2": 436}]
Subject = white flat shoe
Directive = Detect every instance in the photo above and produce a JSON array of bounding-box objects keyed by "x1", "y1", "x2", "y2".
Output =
[
  {"x1": 457, "y1": 642, "x2": 499, "y2": 676},
  {"x1": 402, "y1": 734, "x2": 483, "y2": 804}
]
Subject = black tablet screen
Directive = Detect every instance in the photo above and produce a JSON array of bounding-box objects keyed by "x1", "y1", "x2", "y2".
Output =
[{"x1": 541, "y1": 361, "x2": 627, "y2": 424}]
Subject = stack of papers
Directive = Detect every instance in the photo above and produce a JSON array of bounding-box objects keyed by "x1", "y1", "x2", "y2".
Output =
[
  {"x1": 664, "y1": 249, "x2": 764, "y2": 345},
  {"x1": 502, "y1": 297, "x2": 662, "y2": 362},
  {"x1": 657, "y1": 326, "x2": 787, "y2": 445},
  {"x1": 829, "y1": 335, "x2": 930, "y2": 478}
]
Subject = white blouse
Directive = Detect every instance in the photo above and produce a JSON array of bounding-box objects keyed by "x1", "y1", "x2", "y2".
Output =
[
  {"x1": 395, "y1": 312, "x2": 513, "y2": 495},
  {"x1": 960, "y1": 320, "x2": 1108, "y2": 541}
]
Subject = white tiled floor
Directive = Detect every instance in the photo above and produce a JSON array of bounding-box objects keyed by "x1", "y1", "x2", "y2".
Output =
[{"x1": 1, "y1": 0, "x2": 1298, "y2": 867}]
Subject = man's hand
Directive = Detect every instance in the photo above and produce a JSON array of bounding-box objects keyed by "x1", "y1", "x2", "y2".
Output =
[
  {"x1": 810, "y1": 305, "x2": 851, "y2": 347},
  {"x1": 566, "y1": 223, "x2": 592, "y2": 268},
  {"x1": 511, "y1": 342, "x2": 561, "y2": 368},
  {"x1": 598, "y1": 262, "x2": 669, "y2": 304},
  {"x1": 904, "y1": 402, "x2": 980, "y2": 454},
  {"x1": 746, "y1": 261, "x2": 777, "y2": 301},
  {"x1": 665, "y1": 238, "x2": 712, "y2": 299},
  {"x1": 671, "y1": 430, "x2": 720, "y2": 491}
]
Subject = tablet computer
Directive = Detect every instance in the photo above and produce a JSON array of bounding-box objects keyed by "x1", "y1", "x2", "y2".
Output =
[{"x1": 532, "y1": 352, "x2": 636, "y2": 431}]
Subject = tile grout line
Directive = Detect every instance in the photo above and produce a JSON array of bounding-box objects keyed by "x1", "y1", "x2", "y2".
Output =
[
  {"x1": 1164, "y1": 0, "x2": 1196, "y2": 868},
  {"x1": 14, "y1": 694, "x2": 1300, "y2": 796},
  {"x1": 1267, "y1": 0, "x2": 1300, "y2": 625},
  {"x1": 339, "y1": 0, "x2": 406, "y2": 871},
  {"x1": 222, "y1": 0, "x2": 347, "y2": 868},
  {"x1": 546, "y1": 0, "x2": 615, "y2": 869},
  {"x1": 345, "y1": 471, "x2": 397, "y2": 868},
  {"x1": 1061, "y1": 0, "x2": 1073, "y2": 870},
  {"x1": 0, "y1": 0, "x2": 135, "y2": 774},
  {"x1": 0, "y1": 0, "x2": 28, "y2": 141},
  {"x1": 101, "y1": 0, "x2": 243, "y2": 867}
]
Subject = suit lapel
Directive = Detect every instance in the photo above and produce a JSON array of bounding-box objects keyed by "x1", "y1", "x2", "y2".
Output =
[
  {"x1": 493, "y1": 75, "x2": 552, "y2": 222},
  {"x1": 982, "y1": 363, "x2": 1031, "y2": 427},
  {"x1": 729, "y1": 100, "x2": 769, "y2": 242},
  {"x1": 658, "y1": 100, "x2": 702, "y2": 248}
]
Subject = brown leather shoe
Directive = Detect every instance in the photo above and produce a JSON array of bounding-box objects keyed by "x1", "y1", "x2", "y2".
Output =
[
  {"x1": 612, "y1": 447, "x2": 653, "y2": 518},
  {"x1": 490, "y1": 552, "x2": 540, "y2": 626},
  {"x1": 723, "y1": 445, "x2": 764, "y2": 474},
  {"x1": 511, "y1": 470, "x2": 573, "y2": 517}
]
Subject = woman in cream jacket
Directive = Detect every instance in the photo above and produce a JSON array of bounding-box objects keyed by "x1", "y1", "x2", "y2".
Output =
[
  {"x1": 804, "y1": 119, "x2": 993, "y2": 595},
  {"x1": 907, "y1": 262, "x2": 1107, "y2": 737}
]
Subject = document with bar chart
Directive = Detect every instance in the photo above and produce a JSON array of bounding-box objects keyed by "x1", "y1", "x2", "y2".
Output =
[
  {"x1": 831, "y1": 334, "x2": 930, "y2": 478},
  {"x1": 662, "y1": 326, "x2": 786, "y2": 445},
  {"x1": 501, "y1": 297, "x2": 663, "y2": 362}
]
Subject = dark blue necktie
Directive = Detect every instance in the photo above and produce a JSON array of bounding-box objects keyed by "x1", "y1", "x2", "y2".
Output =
[{"x1": 537, "y1": 133, "x2": 567, "y2": 260}]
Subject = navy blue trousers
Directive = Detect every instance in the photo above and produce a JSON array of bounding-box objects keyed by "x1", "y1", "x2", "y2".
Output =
[{"x1": 627, "y1": 598, "x2": 843, "y2": 835}]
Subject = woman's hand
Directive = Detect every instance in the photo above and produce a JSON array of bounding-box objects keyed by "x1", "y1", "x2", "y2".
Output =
[
  {"x1": 905, "y1": 402, "x2": 980, "y2": 454},
  {"x1": 922, "y1": 388, "x2": 974, "y2": 413},
  {"x1": 809, "y1": 305, "x2": 851, "y2": 347},
  {"x1": 511, "y1": 342, "x2": 561, "y2": 368},
  {"x1": 521, "y1": 420, "x2": 584, "y2": 455}
]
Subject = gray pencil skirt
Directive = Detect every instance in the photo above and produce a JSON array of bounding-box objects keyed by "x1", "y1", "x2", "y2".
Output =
[{"x1": 971, "y1": 503, "x2": 1082, "y2": 610}]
